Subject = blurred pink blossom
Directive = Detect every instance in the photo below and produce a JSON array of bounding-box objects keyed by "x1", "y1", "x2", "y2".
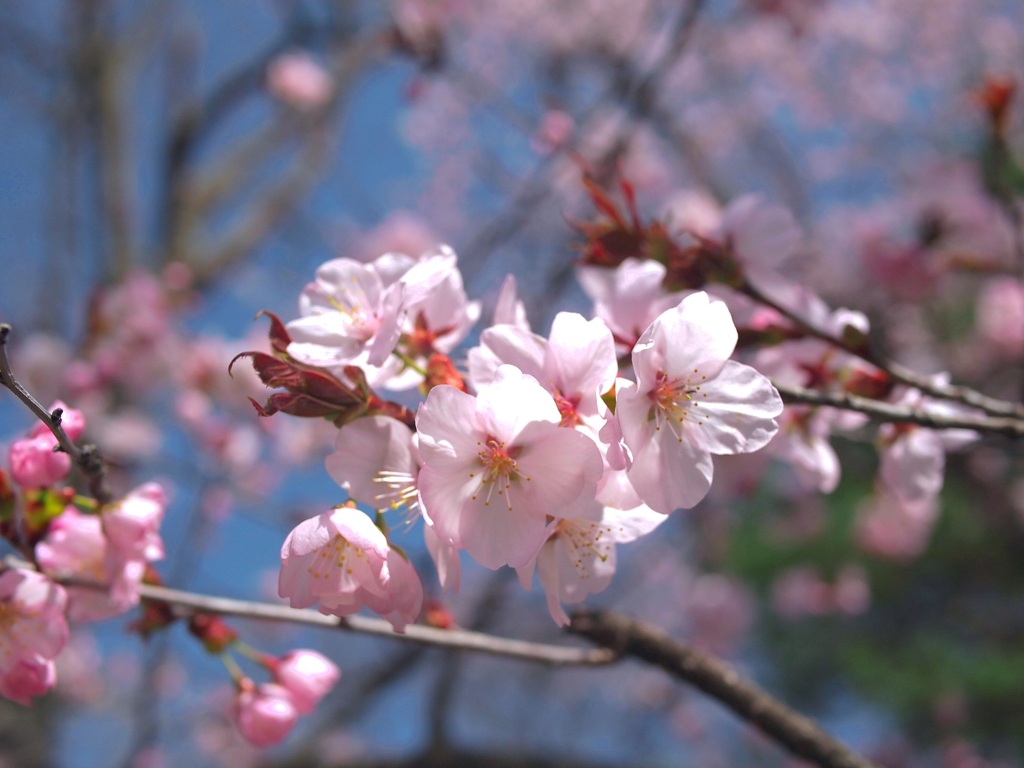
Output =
[
  {"x1": 975, "y1": 277, "x2": 1024, "y2": 357},
  {"x1": 266, "y1": 52, "x2": 332, "y2": 110},
  {"x1": 8, "y1": 433, "x2": 70, "y2": 488},
  {"x1": 233, "y1": 681, "x2": 299, "y2": 747},
  {"x1": 36, "y1": 507, "x2": 144, "y2": 622},
  {"x1": 0, "y1": 655, "x2": 57, "y2": 706},
  {"x1": 270, "y1": 649, "x2": 340, "y2": 715}
]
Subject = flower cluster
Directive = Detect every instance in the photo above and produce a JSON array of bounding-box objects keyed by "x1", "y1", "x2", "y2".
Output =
[
  {"x1": 266, "y1": 247, "x2": 784, "y2": 627},
  {"x1": 0, "y1": 403, "x2": 167, "y2": 704},
  {"x1": 233, "y1": 648, "x2": 340, "y2": 747}
]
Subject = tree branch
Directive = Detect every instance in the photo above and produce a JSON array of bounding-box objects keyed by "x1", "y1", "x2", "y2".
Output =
[
  {"x1": 743, "y1": 279, "x2": 1024, "y2": 420},
  {"x1": 135, "y1": 581, "x2": 615, "y2": 666},
  {"x1": 0, "y1": 323, "x2": 112, "y2": 504},
  {"x1": 568, "y1": 609, "x2": 881, "y2": 768},
  {"x1": 775, "y1": 382, "x2": 1024, "y2": 437}
]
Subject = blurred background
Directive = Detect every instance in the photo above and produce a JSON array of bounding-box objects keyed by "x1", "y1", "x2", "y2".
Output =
[{"x1": 2, "y1": 1, "x2": 1024, "y2": 766}]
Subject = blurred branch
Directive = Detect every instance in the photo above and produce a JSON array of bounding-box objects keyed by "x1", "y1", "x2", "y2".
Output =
[
  {"x1": 775, "y1": 382, "x2": 1024, "y2": 437},
  {"x1": 568, "y1": 609, "x2": 881, "y2": 768},
  {"x1": 743, "y1": 279, "x2": 1024, "y2": 420},
  {"x1": 163, "y1": 22, "x2": 391, "y2": 290},
  {"x1": 0, "y1": 323, "x2": 113, "y2": 505}
]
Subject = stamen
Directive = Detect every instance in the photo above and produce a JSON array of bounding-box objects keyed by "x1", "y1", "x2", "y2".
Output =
[
  {"x1": 471, "y1": 436, "x2": 529, "y2": 512},
  {"x1": 650, "y1": 369, "x2": 708, "y2": 441}
]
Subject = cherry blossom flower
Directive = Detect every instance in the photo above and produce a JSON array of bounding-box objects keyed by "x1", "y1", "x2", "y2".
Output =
[
  {"x1": 613, "y1": 292, "x2": 783, "y2": 513},
  {"x1": 278, "y1": 506, "x2": 390, "y2": 618},
  {"x1": 975, "y1": 277, "x2": 1024, "y2": 357},
  {"x1": 416, "y1": 364, "x2": 604, "y2": 569},
  {"x1": 326, "y1": 415, "x2": 460, "y2": 591},
  {"x1": 468, "y1": 311, "x2": 616, "y2": 434},
  {"x1": 362, "y1": 548, "x2": 424, "y2": 632},
  {"x1": 576, "y1": 258, "x2": 689, "y2": 354},
  {"x1": 877, "y1": 384, "x2": 978, "y2": 505},
  {"x1": 7, "y1": 400, "x2": 83, "y2": 488},
  {"x1": 718, "y1": 194, "x2": 802, "y2": 275},
  {"x1": 35, "y1": 508, "x2": 144, "y2": 622},
  {"x1": 855, "y1": 487, "x2": 939, "y2": 561},
  {"x1": 517, "y1": 504, "x2": 665, "y2": 626},
  {"x1": 286, "y1": 254, "x2": 412, "y2": 375},
  {"x1": 492, "y1": 274, "x2": 530, "y2": 330},
  {"x1": 383, "y1": 246, "x2": 480, "y2": 390},
  {"x1": 266, "y1": 51, "x2": 332, "y2": 110},
  {"x1": 102, "y1": 482, "x2": 167, "y2": 563},
  {"x1": 287, "y1": 248, "x2": 477, "y2": 390},
  {"x1": 0, "y1": 654, "x2": 57, "y2": 706},
  {"x1": 234, "y1": 681, "x2": 299, "y2": 747},
  {"x1": 270, "y1": 649, "x2": 340, "y2": 715},
  {"x1": 0, "y1": 569, "x2": 68, "y2": 678},
  {"x1": 8, "y1": 433, "x2": 71, "y2": 488}
]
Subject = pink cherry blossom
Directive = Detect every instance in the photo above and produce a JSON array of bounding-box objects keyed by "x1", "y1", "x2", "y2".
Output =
[
  {"x1": 614, "y1": 292, "x2": 783, "y2": 513},
  {"x1": 492, "y1": 274, "x2": 530, "y2": 330},
  {"x1": 718, "y1": 194, "x2": 802, "y2": 274},
  {"x1": 362, "y1": 548, "x2": 424, "y2": 632},
  {"x1": 576, "y1": 257, "x2": 689, "y2": 354},
  {"x1": 35, "y1": 507, "x2": 144, "y2": 622},
  {"x1": 877, "y1": 384, "x2": 978, "y2": 504},
  {"x1": 327, "y1": 416, "x2": 421, "y2": 513},
  {"x1": 234, "y1": 681, "x2": 299, "y2": 747},
  {"x1": 271, "y1": 649, "x2": 340, "y2": 715},
  {"x1": 266, "y1": 51, "x2": 332, "y2": 110},
  {"x1": 517, "y1": 504, "x2": 665, "y2": 626},
  {"x1": 416, "y1": 365, "x2": 604, "y2": 569},
  {"x1": 102, "y1": 482, "x2": 167, "y2": 563},
  {"x1": 468, "y1": 311, "x2": 617, "y2": 433},
  {"x1": 381, "y1": 246, "x2": 480, "y2": 390},
  {"x1": 768, "y1": 408, "x2": 841, "y2": 494},
  {"x1": 399, "y1": 246, "x2": 480, "y2": 355},
  {"x1": 28, "y1": 400, "x2": 86, "y2": 442},
  {"x1": 975, "y1": 277, "x2": 1024, "y2": 357},
  {"x1": 278, "y1": 506, "x2": 390, "y2": 616},
  {"x1": 0, "y1": 654, "x2": 57, "y2": 705},
  {"x1": 0, "y1": 569, "x2": 68, "y2": 674},
  {"x1": 8, "y1": 432, "x2": 71, "y2": 488},
  {"x1": 326, "y1": 415, "x2": 460, "y2": 591},
  {"x1": 856, "y1": 486, "x2": 938, "y2": 561},
  {"x1": 286, "y1": 254, "x2": 412, "y2": 374}
]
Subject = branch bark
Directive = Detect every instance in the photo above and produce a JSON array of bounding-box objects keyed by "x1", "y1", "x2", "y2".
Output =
[{"x1": 568, "y1": 610, "x2": 881, "y2": 768}]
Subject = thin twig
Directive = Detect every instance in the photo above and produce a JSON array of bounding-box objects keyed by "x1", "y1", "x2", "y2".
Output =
[
  {"x1": 775, "y1": 382, "x2": 1024, "y2": 437},
  {"x1": 743, "y1": 280, "x2": 1024, "y2": 420},
  {"x1": 0, "y1": 323, "x2": 112, "y2": 504},
  {"x1": 0, "y1": 554, "x2": 616, "y2": 666},
  {"x1": 136, "y1": 582, "x2": 616, "y2": 666},
  {"x1": 568, "y1": 610, "x2": 881, "y2": 768}
]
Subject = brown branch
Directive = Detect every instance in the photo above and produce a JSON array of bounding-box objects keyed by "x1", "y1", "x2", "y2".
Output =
[
  {"x1": 743, "y1": 279, "x2": 1024, "y2": 420},
  {"x1": 775, "y1": 382, "x2": 1024, "y2": 437},
  {"x1": 136, "y1": 582, "x2": 615, "y2": 666},
  {"x1": 568, "y1": 610, "x2": 881, "y2": 768},
  {"x1": 0, "y1": 323, "x2": 112, "y2": 504},
  {"x1": 0, "y1": 552, "x2": 616, "y2": 666}
]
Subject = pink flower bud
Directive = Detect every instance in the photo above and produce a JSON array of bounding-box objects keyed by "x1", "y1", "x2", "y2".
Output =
[
  {"x1": 234, "y1": 681, "x2": 299, "y2": 747},
  {"x1": 266, "y1": 52, "x2": 332, "y2": 110},
  {"x1": 8, "y1": 434, "x2": 71, "y2": 488},
  {"x1": 271, "y1": 649, "x2": 340, "y2": 714},
  {"x1": 103, "y1": 482, "x2": 167, "y2": 562},
  {"x1": 30, "y1": 401, "x2": 86, "y2": 443},
  {"x1": 0, "y1": 655, "x2": 57, "y2": 706}
]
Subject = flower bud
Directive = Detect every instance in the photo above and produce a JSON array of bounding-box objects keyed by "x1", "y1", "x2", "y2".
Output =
[
  {"x1": 234, "y1": 681, "x2": 299, "y2": 747},
  {"x1": 270, "y1": 649, "x2": 340, "y2": 714},
  {"x1": 8, "y1": 434, "x2": 71, "y2": 488},
  {"x1": 0, "y1": 655, "x2": 57, "y2": 706}
]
